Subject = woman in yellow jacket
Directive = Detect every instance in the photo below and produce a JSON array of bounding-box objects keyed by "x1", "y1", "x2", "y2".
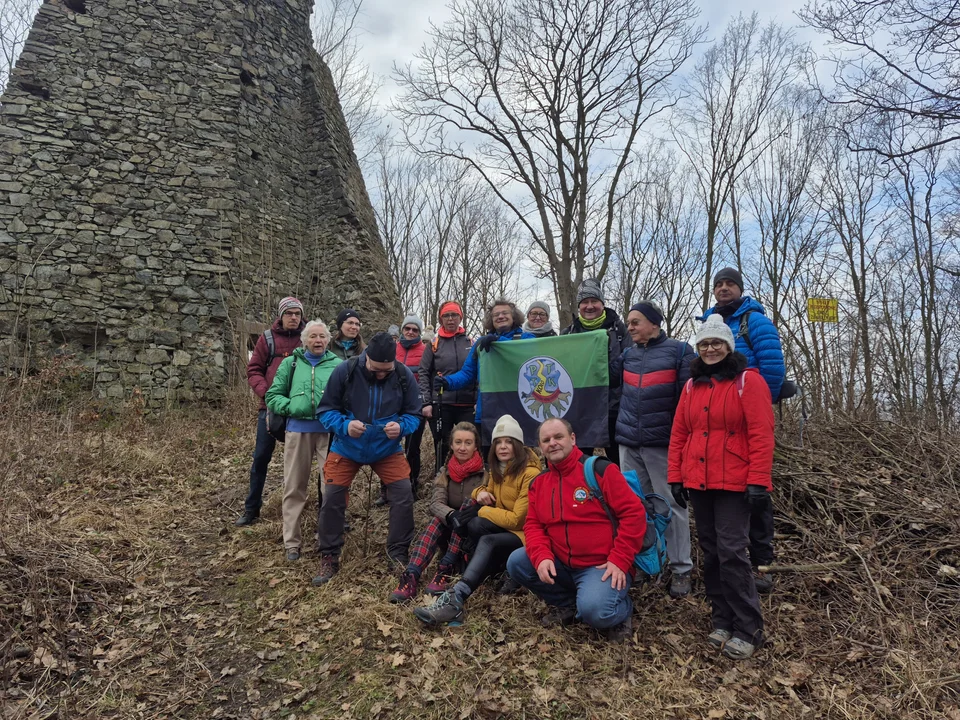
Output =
[{"x1": 414, "y1": 414, "x2": 542, "y2": 626}]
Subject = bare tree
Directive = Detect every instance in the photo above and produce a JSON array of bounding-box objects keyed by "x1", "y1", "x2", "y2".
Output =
[
  {"x1": 0, "y1": 0, "x2": 41, "y2": 95},
  {"x1": 311, "y1": 0, "x2": 383, "y2": 159},
  {"x1": 393, "y1": 0, "x2": 703, "y2": 324},
  {"x1": 801, "y1": 0, "x2": 960, "y2": 157},
  {"x1": 673, "y1": 13, "x2": 804, "y2": 309}
]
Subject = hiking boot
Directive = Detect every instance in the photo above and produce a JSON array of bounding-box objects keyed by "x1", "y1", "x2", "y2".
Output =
[
  {"x1": 413, "y1": 590, "x2": 465, "y2": 627},
  {"x1": 234, "y1": 511, "x2": 259, "y2": 527},
  {"x1": 668, "y1": 571, "x2": 692, "y2": 598},
  {"x1": 425, "y1": 565, "x2": 454, "y2": 595},
  {"x1": 389, "y1": 572, "x2": 418, "y2": 604},
  {"x1": 602, "y1": 615, "x2": 633, "y2": 644},
  {"x1": 311, "y1": 555, "x2": 339, "y2": 586},
  {"x1": 722, "y1": 636, "x2": 757, "y2": 660},
  {"x1": 754, "y1": 571, "x2": 773, "y2": 594},
  {"x1": 374, "y1": 492, "x2": 388, "y2": 507},
  {"x1": 496, "y1": 575, "x2": 522, "y2": 596},
  {"x1": 707, "y1": 628, "x2": 733, "y2": 648},
  {"x1": 540, "y1": 605, "x2": 577, "y2": 628},
  {"x1": 286, "y1": 548, "x2": 300, "y2": 562}
]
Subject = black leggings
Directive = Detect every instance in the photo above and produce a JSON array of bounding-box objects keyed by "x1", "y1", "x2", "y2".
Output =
[{"x1": 461, "y1": 528, "x2": 522, "y2": 591}]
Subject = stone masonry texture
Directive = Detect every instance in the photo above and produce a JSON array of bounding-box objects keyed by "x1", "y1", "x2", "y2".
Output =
[{"x1": 0, "y1": 0, "x2": 400, "y2": 405}]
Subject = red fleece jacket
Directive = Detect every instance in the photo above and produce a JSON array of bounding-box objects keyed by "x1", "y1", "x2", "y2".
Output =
[{"x1": 523, "y1": 447, "x2": 647, "y2": 574}]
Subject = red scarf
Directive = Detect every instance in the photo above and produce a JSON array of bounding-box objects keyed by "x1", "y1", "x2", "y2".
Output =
[
  {"x1": 438, "y1": 325, "x2": 465, "y2": 339},
  {"x1": 447, "y1": 451, "x2": 483, "y2": 483}
]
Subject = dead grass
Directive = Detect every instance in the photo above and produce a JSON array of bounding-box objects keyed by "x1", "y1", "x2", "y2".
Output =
[{"x1": 1, "y1": 378, "x2": 959, "y2": 719}]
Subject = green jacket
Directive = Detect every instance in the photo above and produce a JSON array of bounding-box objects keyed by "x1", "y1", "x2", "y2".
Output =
[{"x1": 266, "y1": 348, "x2": 342, "y2": 420}]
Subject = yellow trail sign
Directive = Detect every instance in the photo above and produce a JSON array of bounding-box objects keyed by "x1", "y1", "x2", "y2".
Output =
[{"x1": 807, "y1": 298, "x2": 838, "y2": 323}]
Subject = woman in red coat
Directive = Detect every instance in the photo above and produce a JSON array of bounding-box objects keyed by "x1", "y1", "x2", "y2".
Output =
[{"x1": 667, "y1": 314, "x2": 774, "y2": 660}]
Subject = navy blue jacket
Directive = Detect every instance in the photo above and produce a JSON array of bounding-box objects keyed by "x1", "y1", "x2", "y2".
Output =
[
  {"x1": 318, "y1": 352, "x2": 422, "y2": 463},
  {"x1": 612, "y1": 332, "x2": 695, "y2": 448},
  {"x1": 700, "y1": 296, "x2": 785, "y2": 401}
]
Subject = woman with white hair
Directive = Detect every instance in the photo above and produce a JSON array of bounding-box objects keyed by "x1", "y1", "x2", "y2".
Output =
[{"x1": 266, "y1": 320, "x2": 343, "y2": 561}]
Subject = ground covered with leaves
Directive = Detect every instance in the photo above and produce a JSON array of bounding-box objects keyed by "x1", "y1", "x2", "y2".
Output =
[{"x1": 2, "y1": 389, "x2": 959, "y2": 719}]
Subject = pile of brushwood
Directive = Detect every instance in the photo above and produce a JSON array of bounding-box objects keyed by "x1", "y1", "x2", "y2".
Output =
[{"x1": 1, "y1": 380, "x2": 958, "y2": 719}]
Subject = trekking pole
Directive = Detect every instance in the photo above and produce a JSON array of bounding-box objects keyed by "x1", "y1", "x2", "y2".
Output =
[
  {"x1": 363, "y1": 465, "x2": 373, "y2": 558},
  {"x1": 434, "y1": 383, "x2": 444, "y2": 474}
]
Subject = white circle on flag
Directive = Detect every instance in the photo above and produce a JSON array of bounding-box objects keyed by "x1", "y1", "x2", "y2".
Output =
[{"x1": 517, "y1": 356, "x2": 574, "y2": 422}]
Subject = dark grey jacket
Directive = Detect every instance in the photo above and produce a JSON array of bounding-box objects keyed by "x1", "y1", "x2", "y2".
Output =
[{"x1": 418, "y1": 332, "x2": 477, "y2": 407}]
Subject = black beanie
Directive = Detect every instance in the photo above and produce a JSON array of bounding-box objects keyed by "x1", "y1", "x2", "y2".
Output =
[
  {"x1": 712, "y1": 267, "x2": 744, "y2": 292},
  {"x1": 629, "y1": 300, "x2": 663, "y2": 327},
  {"x1": 366, "y1": 331, "x2": 396, "y2": 362},
  {"x1": 335, "y1": 308, "x2": 360, "y2": 329}
]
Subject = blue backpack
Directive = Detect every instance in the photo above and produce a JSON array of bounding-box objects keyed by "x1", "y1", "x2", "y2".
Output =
[{"x1": 583, "y1": 455, "x2": 672, "y2": 579}]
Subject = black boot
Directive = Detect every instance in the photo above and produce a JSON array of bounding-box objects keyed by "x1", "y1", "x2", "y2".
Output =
[{"x1": 234, "y1": 511, "x2": 259, "y2": 527}]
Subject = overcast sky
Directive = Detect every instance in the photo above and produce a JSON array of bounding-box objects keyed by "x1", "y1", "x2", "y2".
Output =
[{"x1": 352, "y1": 0, "x2": 815, "y2": 106}]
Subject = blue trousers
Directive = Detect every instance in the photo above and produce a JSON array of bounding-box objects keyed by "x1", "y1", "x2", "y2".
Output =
[
  {"x1": 244, "y1": 410, "x2": 277, "y2": 515},
  {"x1": 506, "y1": 549, "x2": 633, "y2": 629}
]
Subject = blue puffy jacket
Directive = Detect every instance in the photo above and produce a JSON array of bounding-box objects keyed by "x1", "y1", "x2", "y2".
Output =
[
  {"x1": 318, "y1": 353, "x2": 423, "y2": 463},
  {"x1": 443, "y1": 326, "x2": 536, "y2": 425},
  {"x1": 700, "y1": 296, "x2": 785, "y2": 401},
  {"x1": 612, "y1": 332, "x2": 695, "y2": 448}
]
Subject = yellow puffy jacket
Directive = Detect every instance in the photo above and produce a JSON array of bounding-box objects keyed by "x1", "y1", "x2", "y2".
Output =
[{"x1": 471, "y1": 448, "x2": 542, "y2": 543}]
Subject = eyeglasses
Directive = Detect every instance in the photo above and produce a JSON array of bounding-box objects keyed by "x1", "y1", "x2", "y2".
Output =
[
  {"x1": 696, "y1": 340, "x2": 728, "y2": 352},
  {"x1": 342, "y1": 319, "x2": 361, "y2": 327},
  {"x1": 492, "y1": 311, "x2": 512, "y2": 319},
  {"x1": 441, "y1": 313, "x2": 460, "y2": 320},
  {"x1": 528, "y1": 312, "x2": 547, "y2": 319}
]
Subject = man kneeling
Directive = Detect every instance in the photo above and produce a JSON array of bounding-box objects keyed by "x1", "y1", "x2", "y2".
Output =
[{"x1": 506, "y1": 419, "x2": 646, "y2": 642}]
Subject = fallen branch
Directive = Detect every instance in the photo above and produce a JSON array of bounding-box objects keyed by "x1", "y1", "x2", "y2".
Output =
[{"x1": 757, "y1": 559, "x2": 849, "y2": 573}]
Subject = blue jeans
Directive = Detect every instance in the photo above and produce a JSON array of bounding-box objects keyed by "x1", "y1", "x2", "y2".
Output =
[
  {"x1": 506, "y1": 549, "x2": 633, "y2": 629},
  {"x1": 244, "y1": 410, "x2": 277, "y2": 515}
]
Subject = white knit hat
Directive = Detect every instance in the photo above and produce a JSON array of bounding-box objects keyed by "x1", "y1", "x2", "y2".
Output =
[
  {"x1": 491, "y1": 414, "x2": 524, "y2": 444},
  {"x1": 695, "y1": 314, "x2": 736, "y2": 353}
]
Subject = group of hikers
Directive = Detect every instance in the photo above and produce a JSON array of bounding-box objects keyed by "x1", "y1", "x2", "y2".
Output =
[{"x1": 236, "y1": 269, "x2": 785, "y2": 659}]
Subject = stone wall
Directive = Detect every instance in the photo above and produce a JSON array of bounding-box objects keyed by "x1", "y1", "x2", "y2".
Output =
[{"x1": 0, "y1": 0, "x2": 399, "y2": 404}]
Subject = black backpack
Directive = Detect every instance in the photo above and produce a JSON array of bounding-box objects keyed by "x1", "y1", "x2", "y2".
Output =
[{"x1": 737, "y1": 311, "x2": 797, "y2": 403}]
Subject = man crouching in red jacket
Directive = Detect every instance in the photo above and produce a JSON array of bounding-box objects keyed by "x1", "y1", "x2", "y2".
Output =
[{"x1": 506, "y1": 418, "x2": 646, "y2": 642}]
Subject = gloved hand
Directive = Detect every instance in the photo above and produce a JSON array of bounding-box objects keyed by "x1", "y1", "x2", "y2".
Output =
[
  {"x1": 445, "y1": 510, "x2": 461, "y2": 530},
  {"x1": 670, "y1": 483, "x2": 689, "y2": 509},
  {"x1": 459, "y1": 502, "x2": 481, "y2": 522},
  {"x1": 433, "y1": 375, "x2": 449, "y2": 391},
  {"x1": 475, "y1": 334, "x2": 498, "y2": 353},
  {"x1": 745, "y1": 484, "x2": 768, "y2": 512}
]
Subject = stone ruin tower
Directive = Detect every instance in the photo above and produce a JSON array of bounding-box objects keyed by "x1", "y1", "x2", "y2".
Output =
[{"x1": 0, "y1": 0, "x2": 400, "y2": 405}]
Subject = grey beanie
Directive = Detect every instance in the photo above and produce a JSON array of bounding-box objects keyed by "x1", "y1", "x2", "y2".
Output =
[
  {"x1": 576, "y1": 278, "x2": 605, "y2": 306},
  {"x1": 401, "y1": 314, "x2": 423, "y2": 332},
  {"x1": 526, "y1": 301, "x2": 550, "y2": 318},
  {"x1": 713, "y1": 267, "x2": 744, "y2": 292}
]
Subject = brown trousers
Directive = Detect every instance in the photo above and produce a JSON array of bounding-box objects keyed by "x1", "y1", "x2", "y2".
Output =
[{"x1": 282, "y1": 432, "x2": 329, "y2": 550}]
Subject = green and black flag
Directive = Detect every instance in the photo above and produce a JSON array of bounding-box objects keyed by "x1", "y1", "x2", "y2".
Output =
[{"x1": 478, "y1": 332, "x2": 609, "y2": 447}]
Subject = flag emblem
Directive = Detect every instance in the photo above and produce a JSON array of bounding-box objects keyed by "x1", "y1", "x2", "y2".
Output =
[{"x1": 519, "y1": 356, "x2": 573, "y2": 421}]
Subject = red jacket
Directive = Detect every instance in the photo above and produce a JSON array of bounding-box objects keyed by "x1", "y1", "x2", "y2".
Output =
[
  {"x1": 667, "y1": 368, "x2": 775, "y2": 492},
  {"x1": 523, "y1": 446, "x2": 647, "y2": 574},
  {"x1": 246, "y1": 318, "x2": 303, "y2": 411},
  {"x1": 396, "y1": 339, "x2": 425, "y2": 384}
]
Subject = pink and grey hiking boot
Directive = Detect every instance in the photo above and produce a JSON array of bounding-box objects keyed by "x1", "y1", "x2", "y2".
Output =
[
  {"x1": 425, "y1": 565, "x2": 454, "y2": 596},
  {"x1": 389, "y1": 571, "x2": 418, "y2": 604}
]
